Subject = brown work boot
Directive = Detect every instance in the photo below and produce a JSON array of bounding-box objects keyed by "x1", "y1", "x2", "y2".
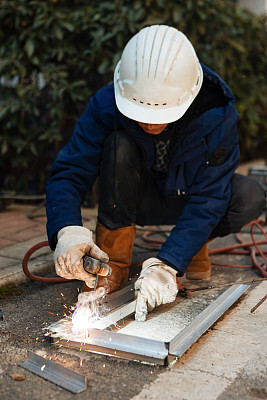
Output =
[
  {"x1": 186, "y1": 242, "x2": 211, "y2": 280},
  {"x1": 82, "y1": 222, "x2": 135, "y2": 294}
]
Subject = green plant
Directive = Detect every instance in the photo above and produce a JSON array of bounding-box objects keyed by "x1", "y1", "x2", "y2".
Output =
[
  {"x1": 0, "y1": 0, "x2": 146, "y2": 193},
  {"x1": 0, "y1": 0, "x2": 266, "y2": 193}
]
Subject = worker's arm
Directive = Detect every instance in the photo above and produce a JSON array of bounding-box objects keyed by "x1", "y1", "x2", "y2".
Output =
[
  {"x1": 45, "y1": 85, "x2": 116, "y2": 250},
  {"x1": 158, "y1": 104, "x2": 240, "y2": 275}
]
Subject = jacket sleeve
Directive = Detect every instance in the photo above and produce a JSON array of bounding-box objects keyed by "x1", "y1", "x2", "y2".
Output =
[
  {"x1": 158, "y1": 105, "x2": 240, "y2": 275},
  {"x1": 45, "y1": 86, "x2": 115, "y2": 250}
]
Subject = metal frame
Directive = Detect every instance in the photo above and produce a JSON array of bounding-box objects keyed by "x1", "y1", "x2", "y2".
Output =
[{"x1": 47, "y1": 283, "x2": 250, "y2": 366}]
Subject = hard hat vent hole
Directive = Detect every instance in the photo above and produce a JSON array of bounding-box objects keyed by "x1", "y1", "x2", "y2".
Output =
[{"x1": 132, "y1": 100, "x2": 167, "y2": 106}]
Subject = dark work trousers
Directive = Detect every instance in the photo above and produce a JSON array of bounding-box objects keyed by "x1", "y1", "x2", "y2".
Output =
[{"x1": 98, "y1": 130, "x2": 266, "y2": 238}]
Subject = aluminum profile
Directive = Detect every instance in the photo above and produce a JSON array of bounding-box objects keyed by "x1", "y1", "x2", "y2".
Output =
[
  {"x1": 50, "y1": 328, "x2": 169, "y2": 365},
  {"x1": 19, "y1": 351, "x2": 87, "y2": 393},
  {"x1": 103, "y1": 283, "x2": 135, "y2": 311},
  {"x1": 169, "y1": 283, "x2": 250, "y2": 357}
]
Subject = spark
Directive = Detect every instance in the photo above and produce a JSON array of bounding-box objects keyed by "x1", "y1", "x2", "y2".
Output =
[
  {"x1": 71, "y1": 287, "x2": 107, "y2": 337},
  {"x1": 60, "y1": 293, "x2": 64, "y2": 297},
  {"x1": 80, "y1": 360, "x2": 83, "y2": 366},
  {"x1": 103, "y1": 364, "x2": 105, "y2": 368},
  {"x1": 41, "y1": 365, "x2": 46, "y2": 371},
  {"x1": 63, "y1": 304, "x2": 68, "y2": 309}
]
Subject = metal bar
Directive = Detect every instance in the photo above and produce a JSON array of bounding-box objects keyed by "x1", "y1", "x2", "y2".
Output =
[
  {"x1": 92, "y1": 300, "x2": 136, "y2": 329},
  {"x1": 19, "y1": 351, "x2": 87, "y2": 393},
  {"x1": 50, "y1": 328, "x2": 169, "y2": 365},
  {"x1": 169, "y1": 283, "x2": 250, "y2": 357},
  {"x1": 103, "y1": 283, "x2": 135, "y2": 311},
  {"x1": 47, "y1": 284, "x2": 136, "y2": 334},
  {"x1": 250, "y1": 293, "x2": 267, "y2": 313},
  {"x1": 51, "y1": 337, "x2": 167, "y2": 366}
]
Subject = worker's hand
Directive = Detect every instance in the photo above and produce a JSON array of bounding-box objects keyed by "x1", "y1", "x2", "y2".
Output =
[
  {"x1": 53, "y1": 226, "x2": 109, "y2": 287},
  {"x1": 135, "y1": 258, "x2": 178, "y2": 322}
]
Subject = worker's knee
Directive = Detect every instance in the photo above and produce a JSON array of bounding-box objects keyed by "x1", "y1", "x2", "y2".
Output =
[
  {"x1": 210, "y1": 174, "x2": 266, "y2": 239},
  {"x1": 230, "y1": 173, "x2": 266, "y2": 219}
]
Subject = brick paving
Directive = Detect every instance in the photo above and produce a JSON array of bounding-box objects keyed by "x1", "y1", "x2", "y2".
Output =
[{"x1": 0, "y1": 205, "x2": 47, "y2": 249}]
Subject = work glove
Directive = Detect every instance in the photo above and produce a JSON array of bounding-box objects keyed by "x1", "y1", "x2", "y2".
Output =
[
  {"x1": 53, "y1": 226, "x2": 109, "y2": 288},
  {"x1": 135, "y1": 257, "x2": 178, "y2": 322}
]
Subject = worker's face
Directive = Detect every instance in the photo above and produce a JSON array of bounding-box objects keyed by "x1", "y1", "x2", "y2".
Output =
[{"x1": 137, "y1": 122, "x2": 169, "y2": 135}]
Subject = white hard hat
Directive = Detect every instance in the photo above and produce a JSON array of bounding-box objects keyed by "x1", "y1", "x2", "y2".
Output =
[{"x1": 114, "y1": 25, "x2": 203, "y2": 124}]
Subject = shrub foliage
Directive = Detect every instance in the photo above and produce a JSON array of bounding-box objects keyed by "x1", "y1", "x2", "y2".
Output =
[{"x1": 0, "y1": 0, "x2": 266, "y2": 193}]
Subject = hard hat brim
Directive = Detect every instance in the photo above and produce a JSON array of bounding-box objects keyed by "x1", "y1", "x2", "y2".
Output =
[{"x1": 114, "y1": 62, "x2": 203, "y2": 124}]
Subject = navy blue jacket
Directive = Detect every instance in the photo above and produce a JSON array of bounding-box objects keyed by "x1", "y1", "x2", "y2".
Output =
[{"x1": 46, "y1": 64, "x2": 240, "y2": 275}]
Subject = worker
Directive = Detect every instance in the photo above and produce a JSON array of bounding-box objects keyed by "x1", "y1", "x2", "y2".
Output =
[{"x1": 46, "y1": 25, "x2": 265, "y2": 322}]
